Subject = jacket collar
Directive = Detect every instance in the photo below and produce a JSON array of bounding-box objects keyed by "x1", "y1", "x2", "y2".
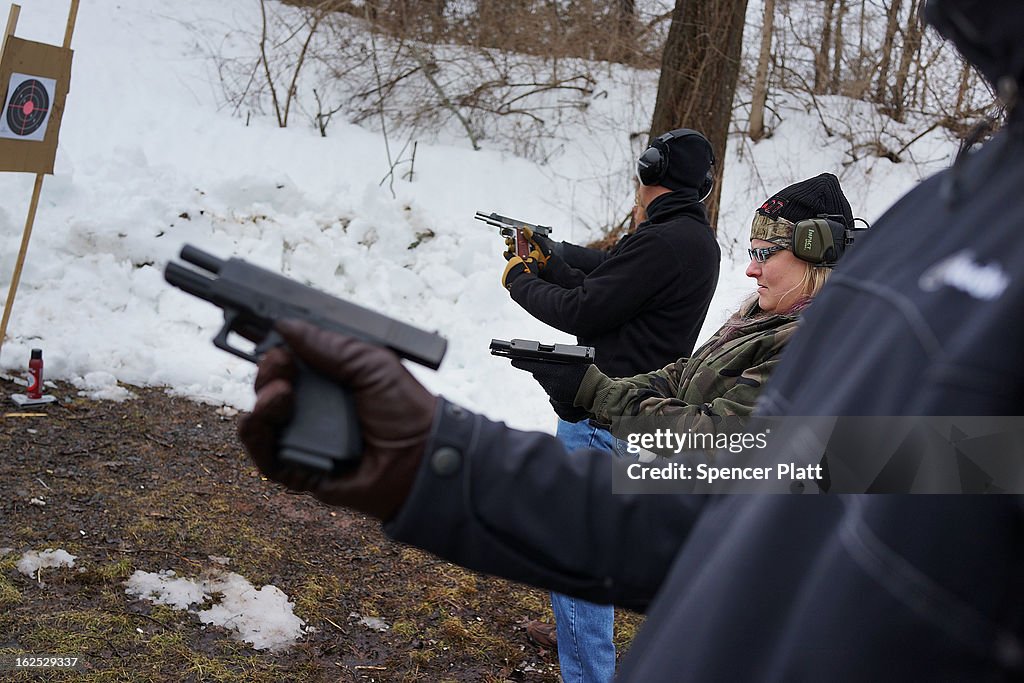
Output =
[
  {"x1": 640, "y1": 190, "x2": 710, "y2": 229},
  {"x1": 738, "y1": 299, "x2": 801, "y2": 327}
]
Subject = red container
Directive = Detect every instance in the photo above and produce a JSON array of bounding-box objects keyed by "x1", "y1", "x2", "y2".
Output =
[{"x1": 26, "y1": 348, "x2": 43, "y2": 399}]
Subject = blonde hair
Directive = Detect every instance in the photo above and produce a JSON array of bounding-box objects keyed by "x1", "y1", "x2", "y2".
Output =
[
  {"x1": 802, "y1": 263, "x2": 832, "y2": 298},
  {"x1": 777, "y1": 262, "x2": 832, "y2": 314}
]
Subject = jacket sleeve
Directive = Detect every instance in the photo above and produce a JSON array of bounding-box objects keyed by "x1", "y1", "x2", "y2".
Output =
[
  {"x1": 508, "y1": 231, "x2": 680, "y2": 337},
  {"x1": 576, "y1": 352, "x2": 785, "y2": 436},
  {"x1": 384, "y1": 399, "x2": 704, "y2": 611},
  {"x1": 559, "y1": 241, "x2": 610, "y2": 273},
  {"x1": 539, "y1": 253, "x2": 587, "y2": 288}
]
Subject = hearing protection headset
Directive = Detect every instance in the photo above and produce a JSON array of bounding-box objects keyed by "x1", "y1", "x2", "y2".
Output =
[
  {"x1": 791, "y1": 215, "x2": 870, "y2": 266},
  {"x1": 636, "y1": 128, "x2": 716, "y2": 201}
]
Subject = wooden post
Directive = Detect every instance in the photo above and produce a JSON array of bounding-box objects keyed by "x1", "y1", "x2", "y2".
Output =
[
  {"x1": 1, "y1": 4, "x2": 19, "y2": 57},
  {"x1": 0, "y1": 4, "x2": 22, "y2": 355},
  {"x1": 62, "y1": 0, "x2": 79, "y2": 50},
  {"x1": 0, "y1": 1, "x2": 79, "y2": 357},
  {"x1": 0, "y1": 173, "x2": 45, "y2": 351}
]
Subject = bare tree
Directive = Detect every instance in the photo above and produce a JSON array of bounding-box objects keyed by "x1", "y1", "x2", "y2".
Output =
[
  {"x1": 873, "y1": 0, "x2": 902, "y2": 104},
  {"x1": 888, "y1": 0, "x2": 924, "y2": 121},
  {"x1": 829, "y1": 0, "x2": 848, "y2": 92},
  {"x1": 815, "y1": 0, "x2": 835, "y2": 94},
  {"x1": 649, "y1": 0, "x2": 749, "y2": 227},
  {"x1": 614, "y1": 0, "x2": 638, "y2": 63},
  {"x1": 749, "y1": 0, "x2": 776, "y2": 142},
  {"x1": 954, "y1": 59, "x2": 975, "y2": 118},
  {"x1": 257, "y1": 0, "x2": 335, "y2": 128}
]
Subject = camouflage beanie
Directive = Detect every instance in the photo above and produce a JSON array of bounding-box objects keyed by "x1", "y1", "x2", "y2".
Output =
[{"x1": 751, "y1": 173, "x2": 853, "y2": 244}]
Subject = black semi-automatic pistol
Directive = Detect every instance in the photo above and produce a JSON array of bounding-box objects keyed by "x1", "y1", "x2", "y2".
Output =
[
  {"x1": 164, "y1": 244, "x2": 447, "y2": 473},
  {"x1": 489, "y1": 338, "x2": 595, "y2": 365}
]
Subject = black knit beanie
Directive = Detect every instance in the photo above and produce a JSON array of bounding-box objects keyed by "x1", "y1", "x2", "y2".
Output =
[
  {"x1": 660, "y1": 134, "x2": 714, "y2": 193},
  {"x1": 756, "y1": 173, "x2": 854, "y2": 225}
]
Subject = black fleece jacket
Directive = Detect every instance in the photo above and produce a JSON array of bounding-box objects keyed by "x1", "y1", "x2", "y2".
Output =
[{"x1": 507, "y1": 191, "x2": 720, "y2": 377}]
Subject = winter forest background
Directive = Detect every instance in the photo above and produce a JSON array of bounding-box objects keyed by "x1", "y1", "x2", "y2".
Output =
[
  {"x1": 0, "y1": 0, "x2": 1008, "y2": 679},
  {"x1": 0, "y1": 0, "x2": 1001, "y2": 433}
]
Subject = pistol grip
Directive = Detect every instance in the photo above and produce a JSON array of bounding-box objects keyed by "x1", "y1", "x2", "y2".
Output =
[
  {"x1": 516, "y1": 231, "x2": 530, "y2": 259},
  {"x1": 277, "y1": 359, "x2": 362, "y2": 473}
]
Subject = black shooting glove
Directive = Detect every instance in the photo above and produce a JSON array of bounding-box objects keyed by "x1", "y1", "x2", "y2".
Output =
[
  {"x1": 524, "y1": 227, "x2": 561, "y2": 268},
  {"x1": 510, "y1": 359, "x2": 590, "y2": 421},
  {"x1": 546, "y1": 398, "x2": 590, "y2": 423}
]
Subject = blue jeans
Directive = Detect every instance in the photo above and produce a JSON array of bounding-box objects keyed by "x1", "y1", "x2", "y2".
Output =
[{"x1": 552, "y1": 418, "x2": 619, "y2": 683}]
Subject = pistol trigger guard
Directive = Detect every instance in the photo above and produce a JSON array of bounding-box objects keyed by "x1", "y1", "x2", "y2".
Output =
[
  {"x1": 255, "y1": 330, "x2": 285, "y2": 357},
  {"x1": 213, "y1": 310, "x2": 260, "y2": 363}
]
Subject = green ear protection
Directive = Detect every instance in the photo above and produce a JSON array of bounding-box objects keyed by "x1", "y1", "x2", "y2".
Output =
[{"x1": 791, "y1": 215, "x2": 852, "y2": 266}]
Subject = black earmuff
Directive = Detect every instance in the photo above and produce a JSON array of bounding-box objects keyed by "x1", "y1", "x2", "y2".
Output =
[
  {"x1": 636, "y1": 128, "x2": 715, "y2": 200},
  {"x1": 791, "y1": 215, "x2": 850, "y2": 266}
]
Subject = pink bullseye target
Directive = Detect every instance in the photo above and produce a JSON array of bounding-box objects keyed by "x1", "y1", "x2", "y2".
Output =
[{"x1": 5, "y1": 78, "x2": 51, "y2": 137}]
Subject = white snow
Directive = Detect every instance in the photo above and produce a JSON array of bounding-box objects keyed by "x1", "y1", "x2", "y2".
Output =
[
  {"x1": 125, "y1": 569, "x2": 209, "y2": 610},
  {"x1": 0, "y1": 0, "x2": 961, "y2": 439},
  {"x1": 125, "y1": 568, "x2": 310, "y2": 651},
  {"x1": 16, "y1": 548, "x2": 77, "y2": 579}
]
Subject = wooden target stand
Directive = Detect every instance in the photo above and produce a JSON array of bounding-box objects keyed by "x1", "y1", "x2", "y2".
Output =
[{"x1": 0, "y1": 0, "x2": 78, "y2": 364}]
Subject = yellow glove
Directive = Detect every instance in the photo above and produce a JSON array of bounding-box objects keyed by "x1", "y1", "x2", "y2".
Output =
[
  {"x1": 502, "y1": 255, "x2": 535, "y2": 289},
  {"x1": 523, "y1": 227, "x2": 553, "y2": 268}
]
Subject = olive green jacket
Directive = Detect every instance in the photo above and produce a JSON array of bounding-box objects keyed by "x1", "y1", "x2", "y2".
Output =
[{"x1": 575, "y1": 301, "x2": 800, "y2": 435}]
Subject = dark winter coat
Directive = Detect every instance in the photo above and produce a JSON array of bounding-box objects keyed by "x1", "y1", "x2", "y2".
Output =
[
  {"x1": 508, "y1": 191, "x2": 720, "y2": 376},
  {"x1": 387, "y1": 2, "x2": 1024, "y2": 680}
]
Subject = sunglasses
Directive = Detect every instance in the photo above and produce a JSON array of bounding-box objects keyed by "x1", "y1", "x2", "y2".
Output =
[{"x1": 747, "y1": 245, "x2": 787, "y2": 263}]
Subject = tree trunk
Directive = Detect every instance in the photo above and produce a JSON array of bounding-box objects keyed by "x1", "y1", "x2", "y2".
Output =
[
  {"x1": 649, "y1": 0, "x2": 749, "y2": 228},
  {"x1": 830, "y1": 0, "x2": 847, "y2": 92},
  {"x1": 890, "y1": 0, "x2": 923, "y2": 121},
  {"x1": 615, "y1": 0, "x2": 637, "y2": 63},
  {"x1": 748, "y1": 0, "x2": 775, "y2": 142},
  {"x1": 873, "y1": 0, "x2": 902, "y2": 104},
  {"x1": 815, "y1": 0, "x2": 835, "y2": 94}
]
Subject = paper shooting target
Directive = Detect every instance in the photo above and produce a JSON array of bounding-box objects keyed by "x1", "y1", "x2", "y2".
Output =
[{"x1": 0, "y1": 73, "x2": 57, "y2": 142}]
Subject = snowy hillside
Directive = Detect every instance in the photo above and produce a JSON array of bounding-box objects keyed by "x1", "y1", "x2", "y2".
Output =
[{"x1": 0, "y1": 0, "x2": 961, "y2": 434}]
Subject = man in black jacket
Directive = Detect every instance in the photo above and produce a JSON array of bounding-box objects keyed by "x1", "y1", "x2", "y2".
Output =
[
  {"x1": 500, "y1": 129, "x2": 720, "y2": 379},
  {"x1": 498, "y1": 129, "x2": 719, "y2": 681},
  {"x1": 238, "y1": 0, "x2": 1024, "y2": 679}
]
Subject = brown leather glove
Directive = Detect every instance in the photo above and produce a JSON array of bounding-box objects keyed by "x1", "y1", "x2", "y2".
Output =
[{"x1": 237, "y1": 319, "x2": 438, "y2": 521}]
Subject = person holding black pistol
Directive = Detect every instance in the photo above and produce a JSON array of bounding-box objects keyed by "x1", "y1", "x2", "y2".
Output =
[
  {"x1": 497, "y1": 130, "x2": 719, "y2": 681},
  {"x1": 237, "y1": 1, "x2": 1024, "y2": 678},
  {"x1": 511, "y1": 173, "x2": 856, "y2": 443}
]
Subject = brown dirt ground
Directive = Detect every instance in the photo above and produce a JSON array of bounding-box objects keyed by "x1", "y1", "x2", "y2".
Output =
[{"x1": 0, "y1": 376, "x2": 641, "y2": 682}]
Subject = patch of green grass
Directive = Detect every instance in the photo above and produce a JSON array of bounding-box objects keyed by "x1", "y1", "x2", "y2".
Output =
[
  {"x1": 390, "y1": 619, "x2": 418, "y2": 640},
  {"x1": 74, "y1": 557, "x2": 135, "y2": 586},
  {"x1": 615, "y1": 610, "x2": 645, "y2": 654},
  {"x1": 121, "y1": 483, "x2": 285, "y2": 583},
  {"x1": 292, "y1": 573, "x2": 342, "y2": 622},
  {"x1": 0, "y1": 575, "x2": 20, "y2": 607},
  {"x1": 0, "y1": 555, "x2": 21, "y2": 607},
  {"x1": 15, "y1": 605, "x2": 295, "y2": 683}
]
